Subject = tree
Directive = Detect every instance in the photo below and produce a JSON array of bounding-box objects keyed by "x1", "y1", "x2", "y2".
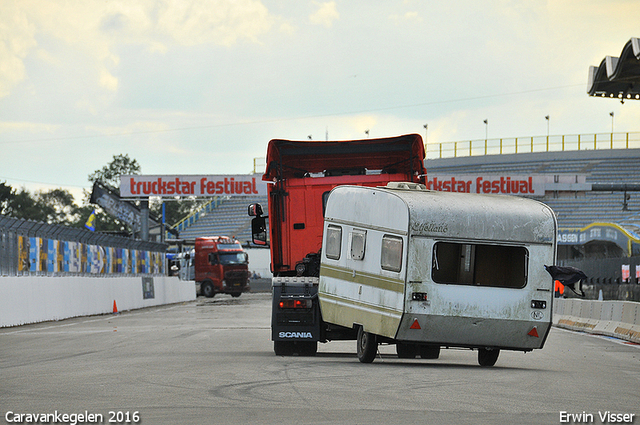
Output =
[
  {"x1": 150, "y1": 198, "x2": 203, "y2": 229},
  {"x1": 37, "y1": 188, "x2": 78, "y2": 226},
  {"x1": 85, "y1": 154, "x2": 141, "y2": 233},
  {"x1": 0, "y1": 182, "x2": 79, "y2": 225},
  {"x1": 6, "y1": 188, "x2": 41, "y2": 221},
  {"x1": 88, "y1": 154, "x2": 140, "y2": 190},
  {"x1": 0, "y1": 181, "x2": 14, "y2": 215}
]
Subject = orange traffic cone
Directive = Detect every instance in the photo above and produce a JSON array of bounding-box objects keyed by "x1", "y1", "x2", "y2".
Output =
[{"x1": 113, "y1": 300, "x2": 118, "y2": 314}]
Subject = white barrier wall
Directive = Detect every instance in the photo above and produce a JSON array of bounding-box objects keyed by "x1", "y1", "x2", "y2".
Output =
[
  {"x1": 245, "y1": 248, "x2": 272, "y2": 279},
  {"x1": 0, "y1": 276, "x2": 196, "y2": 328},
  {"x1": 553, "y1": 298, "x2": 640, "y2": 343}
]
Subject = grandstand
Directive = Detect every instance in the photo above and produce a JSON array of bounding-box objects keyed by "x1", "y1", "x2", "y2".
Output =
[
  {"x1": 425, "y1": 146, "x2": 640, "y2": 229},
  {"x1": 169, "y1": 132, "x2": 640, "y2": 299},
  {"x1": 176, "y1": 133, "x2": 640, "y2": 252},
  {"x1": 175, "y1": 195, "x2": 267, "y2": 244}
]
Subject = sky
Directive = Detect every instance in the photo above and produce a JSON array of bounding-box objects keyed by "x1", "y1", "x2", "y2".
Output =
[{"x1": 1, "y1": 0, "x2": 639, "y2": 203}]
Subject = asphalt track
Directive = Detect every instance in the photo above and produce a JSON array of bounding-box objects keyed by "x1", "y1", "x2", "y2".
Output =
[{"x1": 1, "y1": 292, "x2": 639, "y2": 425}]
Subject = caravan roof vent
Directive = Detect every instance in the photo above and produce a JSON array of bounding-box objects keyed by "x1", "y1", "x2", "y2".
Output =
[{"x1": 385, "y1": 182, "x2": 427, "y2": 191}]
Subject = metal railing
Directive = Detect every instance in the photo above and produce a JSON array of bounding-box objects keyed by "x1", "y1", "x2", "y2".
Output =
[
  {"x1": 426, "y1": 132, "x2": 640, "y2": 160},
  {"x1": 0, "y1": 215, "x2": 167, "y2": 277},
  {"x1": 170, "y1": 197, "x2": 225, "y2": 238}
]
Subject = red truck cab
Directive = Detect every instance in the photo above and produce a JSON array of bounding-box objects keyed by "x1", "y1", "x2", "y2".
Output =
[
  {"x1": 194, "y1": 236, "x2": 250, "y2": 298},
  {"x1": 249, "y1": 134, "x2": 426, "y2": 355},
  {"x1": 254, "y1": 134, "x2": 426, "y2": 276}
]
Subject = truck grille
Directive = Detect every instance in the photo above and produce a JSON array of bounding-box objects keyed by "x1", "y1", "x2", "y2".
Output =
[{"x1": 225, "y1": 270, "x2": 249, "y2": 286}]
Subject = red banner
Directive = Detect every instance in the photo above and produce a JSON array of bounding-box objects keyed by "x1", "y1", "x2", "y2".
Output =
[
  {"x1": 424, "y1": 174, "x2": 545, "y2": 195},
  {"x1": 120, "y1": 175, "x2": 268, "y2": 198}
]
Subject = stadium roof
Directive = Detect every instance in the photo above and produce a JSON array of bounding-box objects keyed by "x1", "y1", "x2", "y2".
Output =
[{"x1": 587, "y1": 37, "x2": 640, "y2": 100}]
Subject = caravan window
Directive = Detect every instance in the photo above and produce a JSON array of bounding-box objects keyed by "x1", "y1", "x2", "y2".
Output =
[
  {"x1": 350, "y1": 229, "x2": 367, "y2": 260},
  {"x1": 432, "y1": 242, "x2": 528, "y2": 289},
  {"x1": 381, "y1": 235, "x2": 403, "y2": 272},
  {"x1": 325, "y1": 225, "x2": 342, "y2": 260}
]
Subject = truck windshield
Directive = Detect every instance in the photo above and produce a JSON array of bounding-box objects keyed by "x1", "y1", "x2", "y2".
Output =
[{"x1": 219, "y1": 252, "x2": 248, "y2": 265}]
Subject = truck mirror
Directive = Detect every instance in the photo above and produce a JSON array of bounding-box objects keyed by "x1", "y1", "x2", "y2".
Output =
[
  {"x1": 248, "y1": 203, "x2": 264, "y2": 217},
  {"x1": 252, "y1": 216, "x2": 267, "y2": 246}
]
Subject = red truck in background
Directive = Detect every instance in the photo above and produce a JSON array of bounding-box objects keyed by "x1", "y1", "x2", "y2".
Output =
[
  {"x1": 193, "y1": 236, "x2": 250, "y2": 298},
  {"x1": 249, "y1": 134, "x2": 426, "y2": 355}
]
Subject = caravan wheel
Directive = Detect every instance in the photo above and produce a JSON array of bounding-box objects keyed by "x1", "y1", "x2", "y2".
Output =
[
  {"x1": 419, "y1": 345, "x2": 441, "y2": 359},
  {"x1": 357, "y1": 327, "x2": 377, "y2": 363},
  {"x1": 396, "y1": 343, "x2": 417, "y2": 359},
  {"x1": 478, "y1": 348, "x2": 500, "y2": 367}
]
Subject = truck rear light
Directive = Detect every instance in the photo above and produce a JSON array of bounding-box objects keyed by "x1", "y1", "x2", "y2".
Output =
[{"x1": 279, "y1": 299, "x2": 312, "y2": 309}]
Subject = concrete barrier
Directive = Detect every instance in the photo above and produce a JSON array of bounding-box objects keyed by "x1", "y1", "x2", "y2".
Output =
[
  {"x1": 0, "y1": 275, "x2": 196, "y2": 328},
  {"x1": 553, "y1": 298, "x2": 640, "y2": 343}
]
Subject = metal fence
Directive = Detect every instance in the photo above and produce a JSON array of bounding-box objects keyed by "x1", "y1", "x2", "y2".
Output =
[
  {"x1": 426, "y1": 131, "x2": 640, "y2": 159},
  {"x1": 0, "y1": 215, "x2": 167, "y2": 277}
]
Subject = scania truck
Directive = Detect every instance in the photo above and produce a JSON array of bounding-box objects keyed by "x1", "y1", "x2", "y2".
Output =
[{"x1": 248, "y1": 134, "x2": 427, "y2": 356}]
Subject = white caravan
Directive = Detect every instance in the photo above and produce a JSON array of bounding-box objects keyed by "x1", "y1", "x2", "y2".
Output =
[{"x1": 318, "y1": 182, "x2": 557, "y2": 366}]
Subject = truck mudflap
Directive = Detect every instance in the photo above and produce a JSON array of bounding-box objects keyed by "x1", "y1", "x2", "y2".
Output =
[{"x1": 271, "y1": 276, "x2": 321, "y2": 356}]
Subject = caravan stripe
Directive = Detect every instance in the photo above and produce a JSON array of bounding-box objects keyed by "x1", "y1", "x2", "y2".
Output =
[
  {"x1": 318, "y1": 292, "x2": 403, "y2": 317},
  {"x1": 320, "y1": 264, "x2": 404, "y2": 293}
]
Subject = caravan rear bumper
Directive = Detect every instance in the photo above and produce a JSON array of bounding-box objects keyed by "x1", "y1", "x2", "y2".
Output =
[{"x1": 395, "y1": 313, "x2": 551, "y2": 351}]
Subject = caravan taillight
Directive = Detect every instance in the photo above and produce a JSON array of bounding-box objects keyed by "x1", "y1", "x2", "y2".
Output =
[{"x1": 279, "y1": 299, "x2": 312, "y2": 309}]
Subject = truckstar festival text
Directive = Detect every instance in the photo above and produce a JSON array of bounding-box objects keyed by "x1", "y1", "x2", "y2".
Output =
[{"x1": 120, "y1": 175, "x2": 268, "y2": 198}]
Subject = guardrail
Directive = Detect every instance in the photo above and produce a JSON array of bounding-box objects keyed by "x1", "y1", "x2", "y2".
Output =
[{"x1": 426, "y1": 131, "x2": 640, "y2": 160}]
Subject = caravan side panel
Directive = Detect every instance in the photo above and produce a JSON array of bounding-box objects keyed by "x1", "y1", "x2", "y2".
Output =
[{"x1": 319, "y1": 187, "x2": 409, "y2": 339}]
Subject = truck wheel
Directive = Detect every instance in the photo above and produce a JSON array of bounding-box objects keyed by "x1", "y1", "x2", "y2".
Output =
[
  {"x1": 274, "y1": 341, "x2": 294, "y2": 356},
  {"x1": 230, "y1": 292, "x2": 241, "y2": 298},
  {"x1": 396, "y1": 343, "x2": 417, "y2": 359},
  {"x1": 201, "y1": 282, "x2": 215, "y2": 298},
  {"x1": 478, "y1": 348, "x2": 500, "y2": 367},
  {"x1": 357, "y1": 327, "x2": 377, "y2": 363},
  {"x1": 419, "y1": 345, "x2": 440, "y2": 359}
]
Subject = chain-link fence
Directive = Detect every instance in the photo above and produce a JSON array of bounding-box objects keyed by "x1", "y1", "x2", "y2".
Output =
[{"x1": 0, "y1": 215, "x2": 167, "y2": 277}]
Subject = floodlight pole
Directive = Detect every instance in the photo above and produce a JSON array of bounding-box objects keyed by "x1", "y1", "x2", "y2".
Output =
[
  {"x1": 545, "y1": 115, "x2": 550, "y2": 137},
  {"x1": 610, "y1": 111, "x2": 614, "y2": 133}
]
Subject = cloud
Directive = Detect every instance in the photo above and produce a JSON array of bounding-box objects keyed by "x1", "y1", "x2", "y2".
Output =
[
  {"x1": 389, "y1": 11, "x2": 423, "y2": 24},
  {"x1": 150, "y1": 0, "x2": 275, "y2": 46},
  {"x1": 99, "y1": 69, "x2": 118, "y2": 91},
  {"x1": 309, "y1": 1, "x2": 339, "y2": 27},
  {"x1": 0, "y1": 0, "x2": 278, "y2": 99},
  {"x1": 0, "y1": 0, "x2": 37, "y2": 98}
]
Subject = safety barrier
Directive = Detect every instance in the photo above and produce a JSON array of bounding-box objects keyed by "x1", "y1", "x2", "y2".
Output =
[
  {"x1": 0, "y1": 215, "x2": 167, "y2": 277},
  {"x1": 0, "y1": 275, "x2": 196, "y2": 327},
  {"x1": 553, "y1": 298, "x2": 640, "y2": 343}
]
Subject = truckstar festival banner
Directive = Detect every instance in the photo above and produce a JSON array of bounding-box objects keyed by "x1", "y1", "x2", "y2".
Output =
[
  {"x1": 120, "y1": 175, "x2": 268, "y2": 198},
  {"x1": 425, "y1": 174, "x2": 545, "y2": 196}
]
